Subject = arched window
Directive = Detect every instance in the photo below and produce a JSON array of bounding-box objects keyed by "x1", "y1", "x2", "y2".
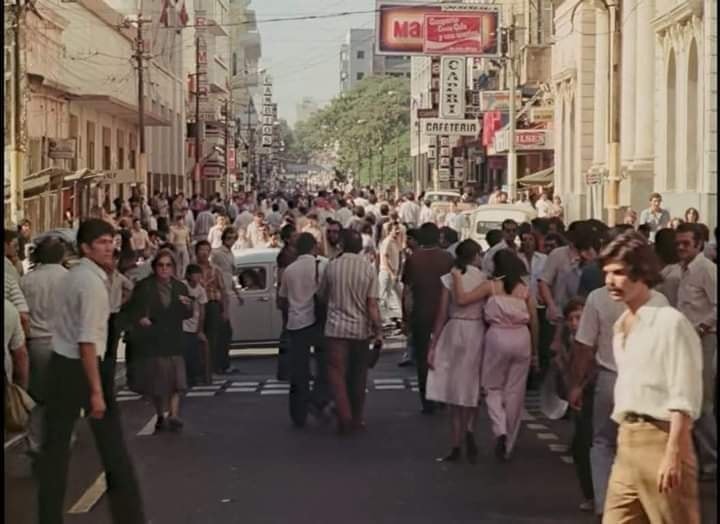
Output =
[
  {"x1": 687, "y1": 40, "x2": 699, "y2": 191},
  {"x1": 666, "y1": 51, "x2": 677, "y2": 191}
]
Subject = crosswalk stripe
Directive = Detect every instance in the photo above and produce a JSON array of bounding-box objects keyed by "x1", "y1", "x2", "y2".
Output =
[
  {"x1": 233, "y1": 382, "x2": 260, "y2": 387},
  {"x1": 226, "y1": 387, "x2": 258, "y2": 393},
  {"x1": 186, "y1": 391, "x2": 216, "y2": 397},
  {"x1": 118, "y1": 396, "x2": 141, "y2": 402},
  {"x1": 526, "y1": 423, "x2": 548, "y2": 430},
  {"x1": 375, "y1": 385, "x2": 405, "y2": 390},
  {"x1": 191, "y1": 386, "x2": 221, "y2": 391},
  {"x1": 537, "y1": 432, "x2": 559, "y2": 440},
  {"x1": 549, "y1": 444, "x2": 569, "y2": 452},
  {"x1": 260, "y1": 390, "x2": 288, "y2": 395},
  {"x1": 560, "y1": 456, "x2": 574, "y2": 464},
  {"x1": 374, "y1": 378, "x2": 404, "y2": 384},
  {"x1": 67, "y1": 473, "x2": 106, "y2": 514}
]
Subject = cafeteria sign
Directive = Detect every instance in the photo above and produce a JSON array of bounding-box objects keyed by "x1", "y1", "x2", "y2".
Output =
[{"x1": 423, "y1": 118, "x2": 479, "y2": 137}]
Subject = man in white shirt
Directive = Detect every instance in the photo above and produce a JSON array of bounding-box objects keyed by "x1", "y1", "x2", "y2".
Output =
[
  {"x1": 600, "y1": 231, "x2": 702, "y2": 523},
  {"x1": 638, "y1": 192, "x2": 671, "y2": 240},
  {"x1": 278, "y1": 233, "x2": 330, "y2": 427},
  {"x1": 482, "y1": 219, "x2": 519, "y2": 275},
  {"x1": 245, "y1": 211, "x2": 267, "y2": 248},
  {"x1": 675, "y1": 223, "x2": 717, "y2": 479},
  {"x1": 418, "y1": 200, "x2": 436, "y2": 225},
  {"x1": 211, "y1": 227, "x2": 243, "y2": 374},
  {"x1": 129, "y1": 219, "x2": 150, "y2": 257},
  {"x1": 39, "y1": 219, "x2": 146, "y2": 524},
  {"x1": 266, "y1": 203, "x2": 284, "y2": 230},
  {"x1": 233, "y1": 206, "x2": 254, "y2": 232},
  {"x1": 182, "y1": 264, "x2": 208, "y2": 387},
  {"x1": 398, "y1": 193, "x2": 421, "y2": 228},
  {"x1": 535, "y1": 192, "x2": 551, "y2": 218},
  {"x1": 4, "y1": 298, "x2": 28, "y2": 388},
  {"x1": 334, "y1": 200, "x2": 353, "y2": 228},
  {"x1": 378, "y1": 225, "x2": 403, "y2": 317},
  {"x1": 443, "y1": 201, "x2": 465, "y2": 233},
  {"x1": 193, "y1": 205, "x2": 216, "y2": 243}
]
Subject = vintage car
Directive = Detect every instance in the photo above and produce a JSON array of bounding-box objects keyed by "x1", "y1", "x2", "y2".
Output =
[
  {"x1": 229, "y1": 247, "x2": 283, "y2": 348},
  {"x1": 460, "y1": 204, "x2": 538, "y2": 250},
  {"x1": 424, "y1": 190, "x2": 477, "y2": 223}
]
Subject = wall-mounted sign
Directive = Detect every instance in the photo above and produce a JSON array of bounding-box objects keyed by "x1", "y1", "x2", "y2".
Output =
[
  {"x1": 375, "y1": 1, "x2": 500, "y2": 56},
  {"x1": 439, "y1": 56, "x2": 466, "y2": 119},
  {"x1": 423, "y1": 118, "x2": 479, "y2": 137},
  {"x1": 493, "y1": 129, "x2": 553, "y2": 152},
  {"x1": 47, "y1": 138, "x2": 77, "y2": 159},
  {"x1": 423, "y1": 13, "x2": 499, "y2": 56},
  {"x1": 417, "y1": 108, "x2": 438, "y2": 119},
  {"x1": 529, "y1": 106, "x2": 554, "y2": 123},
  {"x1": 453, "y1": 157, "x2": 464, "y2": 168},
  {"x1": 438, "y1": 168, "x2": 451, "y2": 181}
]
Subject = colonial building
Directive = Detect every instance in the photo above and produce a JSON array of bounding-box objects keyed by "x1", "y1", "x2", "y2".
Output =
[{"x1": 552, "y1": 0, "x2": 717, "y2": 227}]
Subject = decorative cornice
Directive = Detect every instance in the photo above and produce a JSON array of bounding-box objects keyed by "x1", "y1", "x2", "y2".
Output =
[
  {"x1": 652, "y1": 0, "x2": 703, "y2": 36},
  {"x1": 552, "y1": 67, "x2": 577, "y2": 86}
]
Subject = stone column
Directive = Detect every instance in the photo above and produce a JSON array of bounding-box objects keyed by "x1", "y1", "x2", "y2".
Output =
[
  {"x1": 620, "y1": 0, "x2": 636, "y2": 164},
  {"x1": 633, "y1": 0, "x2": 655, "y2": 168},
  {"x1": 590, "y1": 8, "x2": 609, "y2": 219}
]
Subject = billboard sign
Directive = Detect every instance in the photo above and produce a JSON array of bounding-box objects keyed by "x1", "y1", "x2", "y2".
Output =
[
  {"x1": 423, "y1": 118, "x2": 479, "y2": 137},
  {"x1": 439, "y1": 56, "x2": 466, "y2": 119},
  {"x1": 423, "y1": 14, "x2": 497, "y2": 55},
  {"x1": 376, "y1": 1, "x2": 500, "y2": 56},
  {"x1": 479, "y1": 90, "x2": 522, "y2": 111}
]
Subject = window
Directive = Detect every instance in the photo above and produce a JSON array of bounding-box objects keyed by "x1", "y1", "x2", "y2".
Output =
[
  {"x1": 86, "y1": 121, "x2": 95, "y2": 169},
  {"x1": 356, "y1": 72, "x2": 364, "y2": 81},
  {"x1": 117, "y1": 129, "x2": 125, "y2": 169},
  {"x1": 234, "y1": 266, "x2": 268, "y2": 291},
  {"x1": 69, "y1": 115, "x2": 79, "y2": 170},
  {"x1": 129, "y1": 132, "x2": 136, "y2": 169},
  {"x1": 357, "y1": 50, "x2": 365, "y2": 59}
]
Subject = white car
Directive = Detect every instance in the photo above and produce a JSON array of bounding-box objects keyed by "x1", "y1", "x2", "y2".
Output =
[
  {"x1": 461, "y1": 204, "x2": 538, "y2": 251},
  {"x1": 230, "y1": 248, "x2": 283, "y2": 348}
]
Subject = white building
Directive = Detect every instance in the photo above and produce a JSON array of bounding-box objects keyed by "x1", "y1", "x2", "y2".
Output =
[
  {"x1": 340, "y1": 28, "x2": 411, "y2": 93},
  {"x1": 4, "y1": 0, "x2": 185, "y2": 229},
  {"x1": 296, "y1": 97, "x2": 319, "y2": 124},
  {"x1": 552, "y1": 0, "x2": 717, "y2": 228}
]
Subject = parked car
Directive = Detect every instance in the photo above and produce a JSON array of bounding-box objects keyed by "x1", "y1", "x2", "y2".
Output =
[
  {"x1": 229, "y1": 247, "x2": 283, "y2": 348},
  {"x1": 461, "y1": 204, "x2": 537, "y2": 250}
]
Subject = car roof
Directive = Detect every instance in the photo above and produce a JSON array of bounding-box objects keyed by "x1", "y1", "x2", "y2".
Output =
[
  {"x1": 470, "y1": 204, "x2": 538, "y2": 220},
  {"x1": 232, "y1": 247, "x2": 280, "y2": 265}
]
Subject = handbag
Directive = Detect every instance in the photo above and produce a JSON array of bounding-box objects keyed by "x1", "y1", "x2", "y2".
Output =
[
  {"x1": 313, "y1": 257, "x2": 327, "y2": 328},
  {"x1": 5, "y1": 377, "x2": 35, "y2": 432}
]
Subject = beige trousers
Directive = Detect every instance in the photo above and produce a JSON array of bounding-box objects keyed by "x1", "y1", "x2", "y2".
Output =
[{"x1": 603, "y1": 420, "x2": 700, "y2": 524}]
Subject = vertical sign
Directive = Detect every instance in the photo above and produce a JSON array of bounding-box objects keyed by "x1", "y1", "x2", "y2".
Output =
[
  {"x1": 439, "y1": 56, "x2": 466, "y2": 119},
  {"x1": 261, "y1": 75, "x2": 274, "y2": 151}
]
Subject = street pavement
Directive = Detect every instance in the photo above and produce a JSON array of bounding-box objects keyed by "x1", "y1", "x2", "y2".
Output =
[{"x1": 5, "y1": 341, "x2": 718, "y2": 524}]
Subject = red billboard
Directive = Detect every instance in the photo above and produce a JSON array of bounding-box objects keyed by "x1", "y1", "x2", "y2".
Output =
[{"x1": 376, "y1": 2, "x2": 500, "y2": 56}]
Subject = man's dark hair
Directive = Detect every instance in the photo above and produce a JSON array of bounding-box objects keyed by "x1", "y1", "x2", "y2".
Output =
[
  {"x1": 440, "y1": 226, "x2": 459, "y2": 246},
  {"x1": 30, "y1": 236, "x2": 66, "y2": 265},
  {"x1": 675, "y1": 222, "x2": 704, "y2": 245},
  {"x1": 354, "y1": 206, "x2": 365, "y2": 218},
  {"x1": 418, "y1": 223, "x2": 440, "y2": 247},
  {"x1": 649, "y1": 192, "x2": 662, "y2": 201},
  {"x1": 501, "y1": 219, "x2": 518, "y2": 231},
  {"x1": 4, "y1": 229, "x2": 18, "y2": 245},
  {"x1": 77, "y1": 219, "x2": 115, "y2": 250},
  {"x1": 195, "y1": 239, "x2": 211, "y2": 254},
  {"x1": 544, "y1": 232, "x2": 566, "y2": 248},
  {"x1": 654, "y1": 228, "x2": 679, "y2": 265},
  {"x1": 531, "y1": 218, "x2": 550, "y2": 236},
  {"x1": 272, "y1": 203, "x2": 279, "y2": 212},
  {"x1": 518, "y1": 222, "x2": 533, "y2": 237},
  {"x1": 599, "y1": 231, "x2": 662, "y2": 287},
  {"x1": 280, "y1": 224, "x2": 296, "y2": 243},
  {"x1": 296, "y1": 232, "x2": 317, "y2": 256},
  {"x1": 339, "y1": 229, "x2": 363, "y2": 254},
  {"x1": 486, "y1": 229, "x2": 503, "y2": 248},
  {"x1": 380, "y1": 204, "x2": 390, "y2": 216},
  {"x1": 636, "y1": 224, "x2": 651, "y2": 239},
  {"x1": 548, "y1": 217, "x2": 566, "y2": 233},
  {"x1": 186, "y1": 264, "x2": 202, "y2": 277},
  {"x1": 221, "y1": 226, "x2": 237, "y2": 242},
  {"x1": 573, "y1": 226, "x2": 601, "y2": 253}
]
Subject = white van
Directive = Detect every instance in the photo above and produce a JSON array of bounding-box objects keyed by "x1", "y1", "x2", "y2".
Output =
[{"x1": 461, "y1": 204, "x2": 538, "y2": 250}]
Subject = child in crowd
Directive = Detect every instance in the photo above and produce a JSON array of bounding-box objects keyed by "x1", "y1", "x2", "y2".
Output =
[
  {"x1": 183, "y1": 264, "x2": 209, "y2": 387},
  {"x1": 555, "y1": 297, "x2": 595, "y2": 513}
]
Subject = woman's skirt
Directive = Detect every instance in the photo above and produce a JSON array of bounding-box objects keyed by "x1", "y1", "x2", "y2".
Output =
[{"x1": 132, "y1": 355, "x2": 188, "y2": 397}]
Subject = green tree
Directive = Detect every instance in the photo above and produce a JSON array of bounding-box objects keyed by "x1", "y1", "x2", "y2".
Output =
[{"x1": 293, "y1": 76, "x2": 412, "y2": 189}]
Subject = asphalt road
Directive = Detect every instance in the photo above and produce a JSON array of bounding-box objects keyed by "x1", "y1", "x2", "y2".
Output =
[{"x1": 5, "y1": 346, "x2": 717, "y2": 524}]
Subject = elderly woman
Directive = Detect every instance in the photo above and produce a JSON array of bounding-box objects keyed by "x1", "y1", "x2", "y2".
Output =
[{"x1": 126, "y1": 249, "x2": 194, "y2": 432}]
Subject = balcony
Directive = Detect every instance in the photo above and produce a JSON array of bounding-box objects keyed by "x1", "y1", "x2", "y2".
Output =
[{"x1": 520, "y1": 45, "x2": 551, "y2": 86}]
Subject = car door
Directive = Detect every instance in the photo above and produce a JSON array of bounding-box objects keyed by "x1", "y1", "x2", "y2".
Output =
[{"x1": 229, "y1": 263, "x2": 274, "y2": 343}]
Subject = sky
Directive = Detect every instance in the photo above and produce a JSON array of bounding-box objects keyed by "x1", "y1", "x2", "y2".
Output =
[{"x1": 253, "y1": 0, "x2": 375, "y2": 127}]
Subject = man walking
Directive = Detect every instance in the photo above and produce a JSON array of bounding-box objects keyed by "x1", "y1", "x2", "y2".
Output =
[
  {"x1": 38, "y1": 219, "x2": 146, "y2": 524},
  {"x1": 278, "y1": 233, "x2": 330, "y2": 427},
  {"x1": 319, "y1": 229, "x2": 383, "y2": 434},
  {"x1": 378, "y1": 224, "x2": 403, "y2": 317},
  {"x1": 638, "y1": 192, "x2": 671, "y2": 240},
  {"x1": 675, "y1": 222, "x2": 717, "y2": 481},
  {"x1": 600, "y1": 231, "x2": 702, "y2": 523},
  {"x1": 211, "y1": 227, "x2": 242, "y2": 374},
  {"x1": 402, "y1": 223, "x2": 454, "y2": 414}
]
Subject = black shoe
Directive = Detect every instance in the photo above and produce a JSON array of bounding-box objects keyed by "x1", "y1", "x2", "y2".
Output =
[
  {"x1": 397, "y1": 357, "x2": 414, "y2": 367},
  {"x1": 495, "y1": 435, "x2": 507, "y2": 461},
  {"x1": 436, "y1": 447, "x2": 461, "y2": 463},
  {"x1": 155, "y1": 416, "x2": 167, "y2": 433},
  {"x1": 167, "y1": 417, "x2": 184, "y2": 432},
  {"x1": 465, "y1": 432, "x2": 478, "y2": 464}
]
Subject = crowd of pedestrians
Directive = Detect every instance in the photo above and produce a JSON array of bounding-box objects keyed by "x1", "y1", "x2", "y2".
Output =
[{"x1": 3, "y1": 184, "x2": 716, "y2": 524}]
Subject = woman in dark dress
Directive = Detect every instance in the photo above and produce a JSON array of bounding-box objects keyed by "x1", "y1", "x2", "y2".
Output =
[{"x1": 126, "y1": 249, "x2": 194, "y2": 432}]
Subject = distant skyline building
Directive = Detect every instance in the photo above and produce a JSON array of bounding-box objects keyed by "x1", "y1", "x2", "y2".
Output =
[
  {"x1": 340, "y1": 28, "x2": 411, "y2": 93},
  {"x1": 296, "y1": 97, "x2": 320, "y2": 123}
]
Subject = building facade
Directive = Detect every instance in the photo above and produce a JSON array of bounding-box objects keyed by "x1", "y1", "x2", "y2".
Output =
[
  {"x1": 552, "y1": 0, "x2": 717, "y2": 228},
  {"x1": 340, "y1": 28, "x2": 411, "y2": 93}
]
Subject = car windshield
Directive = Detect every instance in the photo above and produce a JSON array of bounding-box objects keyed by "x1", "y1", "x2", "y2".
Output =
[
  {"x1": 475, "y1": 221, "x2": 503, "y2": 235},
  {"x1": 426, "y1": 193, "x2": 458, "y2": 203}
]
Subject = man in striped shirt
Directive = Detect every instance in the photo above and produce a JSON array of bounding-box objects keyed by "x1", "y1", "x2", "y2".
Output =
[{"x1": 319, "y1": 229, "x2": 383, "y2": 434}]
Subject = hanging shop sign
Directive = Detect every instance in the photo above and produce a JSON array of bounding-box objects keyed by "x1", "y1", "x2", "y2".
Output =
[
  {"x1": 423, "y1": 118, "x2": 479, "y2": 137},
  {"x1": 493, "y1": 129, "x2": 553, "y2": 152},
  {"x1": 529, "y1": 106, "x2": 554, "y2": 123},
  {"x1": 375, "y1": 1, "x2": 500, "y2": 56},
  {"x1": 479, "y1": 90, "x2": 522, "y2": 111},
  {"x1": 47, "y1": 138, "x2": 77, "y2": 160},
  {"x1": 439, "y1": 56, "x2": 466, "y2": 119},
  {"x1": 423, "y1": 13, "x2": 499, "y2": 56}
]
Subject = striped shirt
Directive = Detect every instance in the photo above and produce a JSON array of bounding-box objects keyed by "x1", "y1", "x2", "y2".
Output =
[{"x1": 319, "y1": 253, "x2": 379, "y2": 340}]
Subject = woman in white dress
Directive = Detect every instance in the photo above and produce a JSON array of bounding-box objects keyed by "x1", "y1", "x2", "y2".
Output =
[{"x1": 427, "y1": 239, "x2": 486, "y2": 463}]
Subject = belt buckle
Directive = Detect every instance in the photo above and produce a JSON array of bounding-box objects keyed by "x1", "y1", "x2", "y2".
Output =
[{"x1": 625, "y1": 413, "x2": 642, "y2": 423}]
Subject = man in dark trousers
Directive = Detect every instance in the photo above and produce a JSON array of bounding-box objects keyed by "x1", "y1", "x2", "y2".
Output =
[
  {"x1": 402, "y1": 223, "x2": 454, "y2": 414},
  {"x1": 38, "y1": 219, "x2": 146, "y2": 524}
]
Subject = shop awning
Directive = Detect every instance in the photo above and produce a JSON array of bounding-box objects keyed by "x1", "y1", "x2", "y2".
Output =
[{"x1": 518, "y1": 166, "x2": 554, "y2": 187}]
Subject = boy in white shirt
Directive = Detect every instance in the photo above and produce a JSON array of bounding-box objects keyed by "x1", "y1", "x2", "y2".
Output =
[{"x1": 183, "y1": 264, "x2": 209, "y2": 386}]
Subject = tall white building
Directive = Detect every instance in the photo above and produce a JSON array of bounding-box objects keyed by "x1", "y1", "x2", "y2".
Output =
[
  {"x1": 296, "y1": 97, "x2": 319, "y2": 124},
  {"x1": 551, "y1": 0, "x2": 717, "y2": 228},
  {"x1": 340, "y1": 28, "x2": 410, "y2": 93}
]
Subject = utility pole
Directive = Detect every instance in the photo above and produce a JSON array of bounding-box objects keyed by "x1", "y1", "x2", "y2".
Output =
[
  {"x1": 194, "y1": 36, "x2": 202, "y2": 196},
  {"x1": 224, "y1": 97, "x2": 231, "y2": 197},
  {"x1": 131, "y1": 15, "x2": 151, "y2": 197},
  {"x1": 506, "y1": 24, "x2": 518, "y2": 202},
  {"x1": 606, "y1": 0, "x2": 622, "y2": 226},
  {"x1": 9, "y1": 0, "x2": 27, "y2": 225}
]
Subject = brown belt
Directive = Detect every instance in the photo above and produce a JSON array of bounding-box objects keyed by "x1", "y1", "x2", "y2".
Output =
[{"x1": 623, "y1": 412, "x2": 670, "y2": 431}]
